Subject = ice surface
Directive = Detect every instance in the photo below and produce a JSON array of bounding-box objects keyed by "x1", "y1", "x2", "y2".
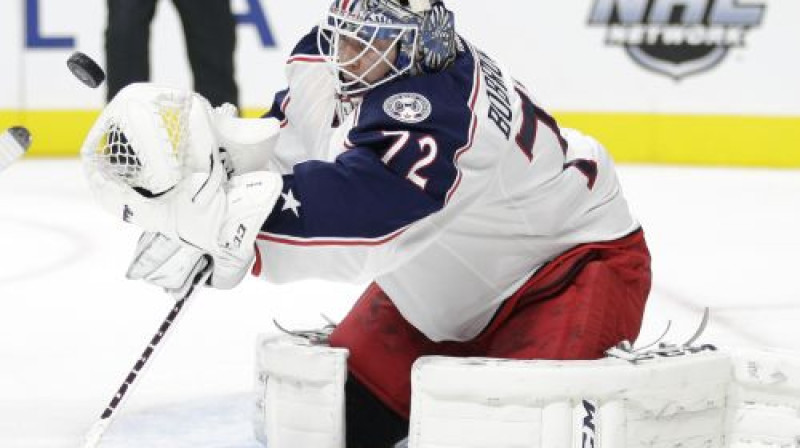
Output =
[{"x1": 1, "y1": 160, "x2": 798, "y2": 447}]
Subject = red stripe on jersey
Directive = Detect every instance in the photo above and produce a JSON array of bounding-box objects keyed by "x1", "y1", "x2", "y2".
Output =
[
  {"x1": 287, "y1": 55, "x2": 326, "y2": 64},
  {"x1": 279, "y1": 96, "x2": 291, "y2": 128},
  {"x1": 258, "y1": 227, "x2": 407, "y2": 247},
  {"x1": 252, "y1": 244, "x2": 263, "y2": 276},
  {"x1": 445, "y1": 45, "x2": 482, "y2": 204},
  {"x1": 445, "y1": 118, "x2": 478, "y2": 204},
  {"x1": 469, "y1": 65, "x2": 481, "y2": 109}
]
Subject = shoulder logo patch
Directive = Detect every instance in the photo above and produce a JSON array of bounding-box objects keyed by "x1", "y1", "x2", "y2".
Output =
[{"x1": 383, "y1": 93, "x2": 432, "y2": 124}]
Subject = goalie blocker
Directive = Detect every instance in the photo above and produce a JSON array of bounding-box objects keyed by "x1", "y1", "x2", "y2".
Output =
[{"x1": 254, "y1": 336, "x2": 800, "y2": 447}]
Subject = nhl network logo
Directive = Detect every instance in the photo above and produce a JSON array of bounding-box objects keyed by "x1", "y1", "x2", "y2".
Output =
[{"x1": 588, "y1": 0, "x2": 766, "y2": 80}]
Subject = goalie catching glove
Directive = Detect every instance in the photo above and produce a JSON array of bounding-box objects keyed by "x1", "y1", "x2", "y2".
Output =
[{"x1": 81, "y1": 83, "x2": 282, "y2": 290}]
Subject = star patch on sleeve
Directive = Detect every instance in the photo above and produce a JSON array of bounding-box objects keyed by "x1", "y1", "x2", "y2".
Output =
[{"x1": 280, "y1": 189, "x2": 302, "y2": 217}]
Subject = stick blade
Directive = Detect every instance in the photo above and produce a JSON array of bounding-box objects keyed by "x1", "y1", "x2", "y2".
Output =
[
  {"x1": 80, "y1": 418, "x2": 110, "y2": 448},
  {"x1": 0, "y1": 126, "x2": 32, "y2": 171},
  {"x1": 8, "y1": 126, "x2": 32, "y2": 152}
]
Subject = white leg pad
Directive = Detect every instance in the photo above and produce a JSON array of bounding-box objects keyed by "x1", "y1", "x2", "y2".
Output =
[
  {"x1": 727, "y1": 348, "x2": 800, "y2": 447},
  {"x1": 253, "y1": 335, "x2": 349, "y2": 448},
  {"x1": 409, "y1": 348, "x2": 800, "y2": 447}
]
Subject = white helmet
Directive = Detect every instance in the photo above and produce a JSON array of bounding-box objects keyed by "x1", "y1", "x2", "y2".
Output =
[{"x1": 318, "y1": 0, "x2": 457, "y2": 96}]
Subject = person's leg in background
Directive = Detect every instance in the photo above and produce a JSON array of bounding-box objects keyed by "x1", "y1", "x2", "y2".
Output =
[
  {"x1": 106, "y1": 0, "x2": 159, "y2": 101},
  {"x1": 172, "y1": 0, "x2": 239, "y2": 108}
]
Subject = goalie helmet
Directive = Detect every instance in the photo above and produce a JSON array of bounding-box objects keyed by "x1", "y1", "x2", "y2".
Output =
[{"x1": 318, "y1": 0, "x2": 457, "y2": 96}]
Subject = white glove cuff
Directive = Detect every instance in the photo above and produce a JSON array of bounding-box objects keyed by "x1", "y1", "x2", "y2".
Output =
[{"x1": 210, "y1": 171, "x2": 283, "y2": 289}]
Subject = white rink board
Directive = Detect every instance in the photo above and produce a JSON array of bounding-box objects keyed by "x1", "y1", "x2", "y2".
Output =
[
  {"x1": 0, "y1": 0, "x2": 24, "y2": 111},
  {"x1": 1, "y1": 0, "x2": 798, "y2": 115}
]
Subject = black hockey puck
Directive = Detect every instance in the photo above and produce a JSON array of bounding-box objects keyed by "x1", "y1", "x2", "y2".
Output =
[
  {"x1": 8, "y1": 126, "x2": 32, "y2": 151},
  {"x1": 67, "y1": 52, "x2": 106, "y2": 89}
]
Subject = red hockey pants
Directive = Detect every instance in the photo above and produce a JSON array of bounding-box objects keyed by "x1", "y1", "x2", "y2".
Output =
[{"x1": 329, "y1": 229, "x2": 652, "y2": 419}]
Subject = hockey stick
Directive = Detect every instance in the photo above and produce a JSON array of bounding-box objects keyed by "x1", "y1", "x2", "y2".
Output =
[
  {"x1": 0, "y1": 127, "x2": 32, "y2": 173},
  {"x1": 80, "y1": 258, "x2": 213, "y2": 448}
]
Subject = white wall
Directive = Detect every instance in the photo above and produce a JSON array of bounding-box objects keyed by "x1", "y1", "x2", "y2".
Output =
[
  {"x1": 2, "y1": 0, "x2": 797, "y2": 115},
  {"x1": 0, "y1": 0, "x2": 25, "y2": 111},
  {"x1": 456, "y1": 0, "x2": 799, "y2": 116}
]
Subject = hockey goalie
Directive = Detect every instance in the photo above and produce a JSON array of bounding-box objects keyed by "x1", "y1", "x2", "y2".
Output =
[{"x1": 80, "y1": 0, "x2": 800, "y2": 446}]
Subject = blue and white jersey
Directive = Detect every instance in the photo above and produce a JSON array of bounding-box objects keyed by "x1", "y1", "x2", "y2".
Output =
[{"x1": 255, "y1": 30, "x2": 639, "y2": 342}]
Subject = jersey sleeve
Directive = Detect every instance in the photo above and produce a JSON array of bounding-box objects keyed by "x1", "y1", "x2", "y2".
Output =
[
  {"x1": 255, "y1": 72, "x2": 477, "y2": 284},
  {"x1": 260, "y1": 27, "x2": 338, "y2": 173},
  {"x1": 262, "y1": 27, "x2": 324, "y2": 122}
]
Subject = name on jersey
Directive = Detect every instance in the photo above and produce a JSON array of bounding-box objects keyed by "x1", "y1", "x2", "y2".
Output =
[{"x1": 477, "y1": 50, "x2": 512, "y2": 140}]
